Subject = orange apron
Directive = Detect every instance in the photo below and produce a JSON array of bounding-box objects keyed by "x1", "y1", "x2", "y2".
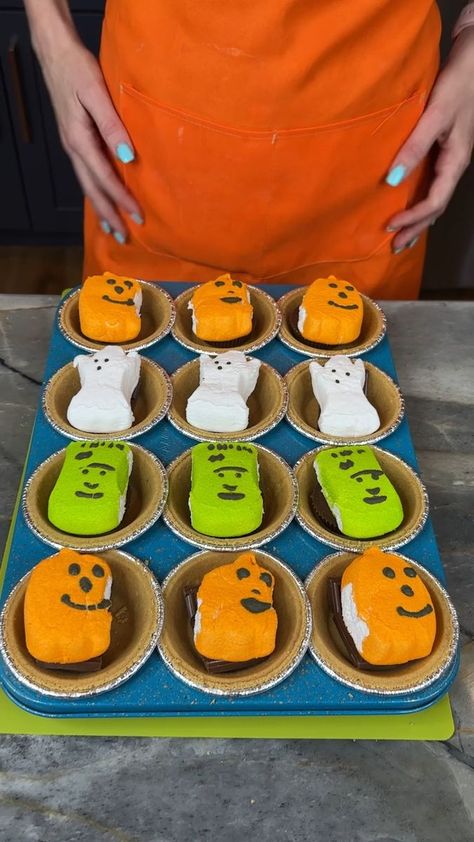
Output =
[{"x1": 83, "y1": 0, "x2": 441, "y2": 298}]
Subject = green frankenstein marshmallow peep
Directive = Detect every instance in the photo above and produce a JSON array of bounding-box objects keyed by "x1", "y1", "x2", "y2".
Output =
[
  {"x1": 314, "y1": 446, "x2": 403, "y2": 539},
  {"x1": 48, "y1": 440, "x2": 132, "y2": 535},
  {"x1": 189, "y1": 442, "x2": 263, "y2": 538}
]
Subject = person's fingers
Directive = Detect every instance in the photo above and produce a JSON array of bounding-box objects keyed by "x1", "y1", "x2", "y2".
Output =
[
  {"x1": 77, "y1": 61, "x2": 136, "y2": 165},
  {"x1": 387, "y1": 134, "x2": 471, "y2": 248},
  {"x1": 385, "y1": 102, "x2": 445, "y2": 186},
  {"x1": 71, "y1": 155, "x2": 128, "y2": 240},
  {"x1": 78, "y1": 124, "x2": 143, "y2": 220}
]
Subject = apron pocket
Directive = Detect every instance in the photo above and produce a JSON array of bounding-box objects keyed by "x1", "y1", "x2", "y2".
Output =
[{"x1": 120, "y1": 83, "x2": 427, "y2": 278}]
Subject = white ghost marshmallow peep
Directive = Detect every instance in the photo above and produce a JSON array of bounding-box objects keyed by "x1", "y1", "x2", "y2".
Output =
[
  {"x1": 67, "y1": 345, "x2": 141, "y2": 433},
  {"x1": 186, "y1": 351, "x2": 261, "y2": 432},
  {"x1": 309, "y1": 355, "x2": 380, "y2": 437}
]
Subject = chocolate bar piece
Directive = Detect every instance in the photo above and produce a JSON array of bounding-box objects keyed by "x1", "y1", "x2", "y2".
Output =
[
  {"x1": 35, "y1": 657, "x2": 103, "y2": 673},
  {"x1": 183, "y1": 586, "x2": 268, "y2": 674},
  {"x1": 327, "y1": 578, "x2": 404, "y2": 672}
]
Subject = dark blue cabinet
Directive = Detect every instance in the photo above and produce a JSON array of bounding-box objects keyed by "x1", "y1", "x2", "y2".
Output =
[{"x1": 0, "y1": 3, "x2": 104, "y2": 242}]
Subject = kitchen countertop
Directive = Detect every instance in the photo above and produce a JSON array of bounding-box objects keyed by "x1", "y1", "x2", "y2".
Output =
[{"x1": 0, "y1": 296, "x2": 472, "y2": 842}]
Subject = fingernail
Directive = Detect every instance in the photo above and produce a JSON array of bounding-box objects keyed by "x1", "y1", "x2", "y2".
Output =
[
  {"x1": 386, "y1": 164, "x2": 407, "y2": 187},
  {"x1": 386, "y1": 225, "x2": 399, "y2": 233},
  {"x1": 115, "y1": 143, "x2": 135, "y2": 164},
  {"x1": 131, "y1": 212, "x2": 144, "y2": 225},
  {"x1": 407, "y1": 236, "x2": 419, "y2": 249},
  {"x1": 113, "y1": 231, "x2": 127, "y2": 244},
  {"x1": 100, "y1": 220, "x2": 111, "y2": 234},
  {"x1": 392, "y1": 243, "x2": 405, "y2": 255}
]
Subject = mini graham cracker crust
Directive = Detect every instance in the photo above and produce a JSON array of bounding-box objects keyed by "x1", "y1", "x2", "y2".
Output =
[
  {"x1": 171, "y1": 286, "x2": 281, "y2": 354},
  {"x1": 168, "y1": 358, "x2": 288, "y2": 442},
  {"x1": 23, "y1": 443, "x2": 168, "y2": 552},
  {"x1": 278, "y1": 288, "x2": 386, "y2": 358},
  {"x1": 285, "y1": 359, "x2": 404, "y2": 445},
  {"x1": 43, "y1": 357, "x2": 172, "y2": 441},
  {"x1": 158, "y1": 550, "x2": 311, "y2": 695},
  {"x1": 0, "y1": 550, "x2": 163, "y2": 698},
  {"x1": 58, "y1": 282, "x2": 175, "y2": 352},
  {"x1": 305, "y1": 552, "x2": 458, "y2": 695},
  {"x1": 163, "y1": 444, "x2": 298, "y2": 551},
  {"x1": 295, "y1": 445, "x2": 428, "y2": 552}
]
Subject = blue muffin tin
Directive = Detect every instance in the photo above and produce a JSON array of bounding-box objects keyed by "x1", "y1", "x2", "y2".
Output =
[{"x1": 0, "y1": 283, "x2": 459, "y2": 718}]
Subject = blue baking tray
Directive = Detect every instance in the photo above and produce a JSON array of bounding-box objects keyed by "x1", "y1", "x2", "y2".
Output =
[{"x1": 0, "y1": 283, "x2": 459, "y2": 718}]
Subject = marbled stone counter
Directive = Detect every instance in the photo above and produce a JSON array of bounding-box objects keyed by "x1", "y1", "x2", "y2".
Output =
[{"x1": 0, "y1": 297, "x2": 472, "y2": 841}]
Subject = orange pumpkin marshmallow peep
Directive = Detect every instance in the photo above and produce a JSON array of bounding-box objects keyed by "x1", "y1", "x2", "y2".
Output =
[
  {"x1": 24, "y1": 548, "x2": 113, "y2": 666},
  {"x1": 298, "y1": 276, "x2": 363, "y2": 345},
  {"x1": 341, "y1": 547, "x2": 436, "y2": 666},
  {"x1": 194, "y1": 553, "x2": 278, "y2": 662},
  {"x1": 79, "y1": 272, "x2": 142, "y2": 343},
  {"x1": 188, "y1": 274, "x2": 253, "y2": 342}
]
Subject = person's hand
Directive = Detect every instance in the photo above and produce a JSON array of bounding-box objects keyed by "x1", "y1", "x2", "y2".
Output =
[
  {"x1": 40, "y1": 40, "x2": 142, "y2": 242},
  {"x1": 386, "y1": 27, "x2": 474, "y2": 253}
]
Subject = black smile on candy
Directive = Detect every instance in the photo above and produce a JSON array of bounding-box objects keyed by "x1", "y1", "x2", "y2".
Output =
[
  {"x1": 328, "y1": 301, "x2": 359, "y2": 310},
  {"x1": 60, "y1": 594, "x2": 111, "y2": 611},
  {"x1": 240, "y1": 597, "x2": 272, "y2": 613},
  {"x1": 102, "y1": 295, "x2": 135, "y2": 306},
  {"x1": 220, "y1": 296, "x2": 242, "y2": 304},
  {"x1": 397, "y1": 604, "x2": 434, "y2": 618},
  {"x1": 217, "y1": 492, "x2": 246, "y2": 500},
  {"x1": 75, "y1": 491, "x2": 104, "y2": 499}
]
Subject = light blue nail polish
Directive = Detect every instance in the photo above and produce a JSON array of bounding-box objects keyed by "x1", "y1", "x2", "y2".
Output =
[
  {"x1": 115, "y1": 143, "x2": 135, "y2": 164},
  {"x1": 100, "y1": 220, "x2": 111, "y2": 234},
  {"x1": 114, "y1": 231, "x2": 126, "y2": 245},
  {"x1": 386, "y1": 164, "x2": 407, "y2": 187},
  {"x1": 131, "y1": 212, "x2": 144, "y2": 225}
]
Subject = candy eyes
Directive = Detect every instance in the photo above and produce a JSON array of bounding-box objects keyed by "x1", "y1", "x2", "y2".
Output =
[
  {"x1": 82, "y1": 469, "x2": 89, "y2": 475},
  {"x1": 107, "y1": 278, "x2": 116, "y2": 285},
  {"x1": 232, "y1": 280, "x2": 243, "y2": 288},
  {"x1": 346, "y1": 285, "x2": 354, "y2": 291},
  {"x1": 383, "y1": 567, "x2": 396, "y2": 579},
  {"x1": 215, "y1": 281, "x2": 225, "y2": 287},
  {"x1": 92, "y1": 564, "x2": 104, "y2": 578},
  {"x1": 383, "y1": 566, "x2": 418, "y2": 582},
  {"x1": 124, "y1": 280, "x2": 133, "y2": 289},
  {"x1": 329, "y1": 282, "x2": 338, "y2": 288},
  {"x1": 404, "y1": 567, "x2": 417, "y2": 578},
  {"x1": 237, "y1": 567, "x2": 250, "y2": 579},
  {"x1": 260, "y1": 572, "x2": 272, "y2": 587},
  {"x1": 69, "y1": 563, "x2": 80, "y2": 576}
]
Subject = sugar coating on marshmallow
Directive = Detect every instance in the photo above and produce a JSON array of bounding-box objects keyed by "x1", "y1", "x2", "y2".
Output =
[
  {"x1": 310, "y1": 355, "x2": 380, "y2": 437},
  {"x1": 341, "y1": 581, "x2": 369, "y2": 654},
  {"x1": 67, "y1": 345, "x2": 141, "y2": 433},
  {"x1": 186, "y1": 351, "x2": 261, "y2": 432}
]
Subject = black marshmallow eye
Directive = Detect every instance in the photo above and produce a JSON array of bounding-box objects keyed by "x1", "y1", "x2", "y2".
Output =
[
  {"x1": 68, "y1": 563, "x2": 80, "y2": 576},
  {"x1": 215, "y1": 281, "x2": 225, "y2": 287},
  {"x1": 232, "y1": 280, "x2": 243, "y2": 288},
  {"x1": 329, "y1": 282, "x2": 338, "y2": 288},
  {"x1": 81, "y1": 469, "x2": 89, "y2": 475},
  {"x1": 346, "y1": 285, "x2": 354, "y2": 291},
  {"x1": 236, "y1": 567, "x2": 250, "y2": 580},
  {"x1": 401, "y1": 585, "x2": 414, "y2": 597},
  {"x1": 107, "y1": 278, "x2": 116, "y2": 285},
  {"x1": 92, "y1": 564, "x2": 104, "y2": 578},
  {"x1": 260, "y1": 572, "x2": 272, "y2": 587},
  {"x1": 404, "y1": 567, "x2": 417, "y2": 578},
  {"x1": 383, "y1": 566, "x2": 396, "y2": 579},
  {"x1": 124, "y1": 280, "x2": 133, "y2": 289}
]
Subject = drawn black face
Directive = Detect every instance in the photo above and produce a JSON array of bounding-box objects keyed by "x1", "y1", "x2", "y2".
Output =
[
  {"x1": 236, "y1": 564, "x2": 273, "y2": 613},
  {"x1": 214, "y1": 278, "x2": 244, "y2": 304},
  {"x1": 61, "y1": 559, "x2": 111, "y2": 611},
  {"x1": 73, "y1": 442, "x2": 121, "y2": 500},
  {"x1": 329, "y1": 448, "x2": 391, "y2": 506},
  {"x1": 205, "y1": 442, "x2": 256, "y2": 502},
  {"x1": 326, "y1": 280, "x2": 359, "y2": 310},
  {"x1": 381, "y1": 563, "x2": 434, "y2": 619},
  {"x1": 102, "y1": 277, "x2": 135, "y2": 306}
]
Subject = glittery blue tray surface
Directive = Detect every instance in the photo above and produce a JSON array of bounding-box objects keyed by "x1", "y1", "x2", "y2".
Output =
[{"x1": 0, "y1": 283, "x2": 459, "y2": 718}]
